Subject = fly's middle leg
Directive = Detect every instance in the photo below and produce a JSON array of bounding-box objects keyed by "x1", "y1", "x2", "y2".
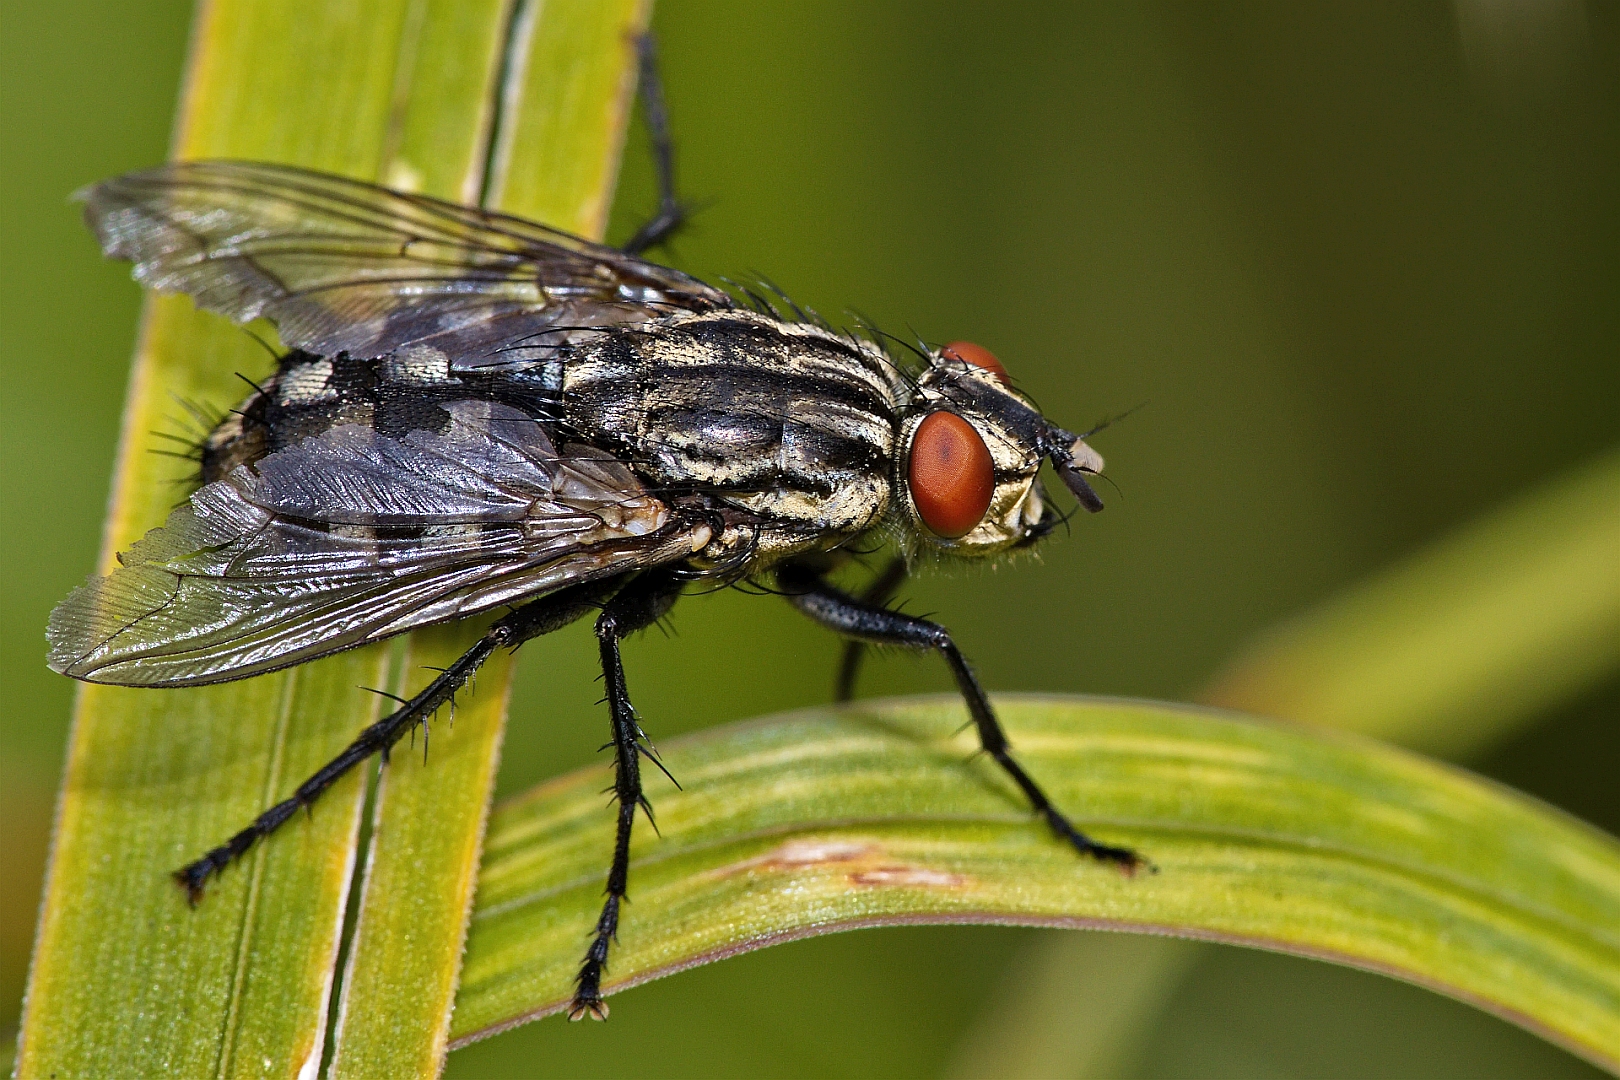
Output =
[
  {"x1": 571, "y1": 570, "x2": 683, "y2": 1021},
  {"x1": 780, "y1": 563, "x2": 1143, "y2": 873}
]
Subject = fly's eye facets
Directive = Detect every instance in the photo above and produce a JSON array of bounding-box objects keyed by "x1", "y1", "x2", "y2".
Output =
[
  {"x1": 909, "y1": 411, "x2": 995, "y2": 538},
  {"x1": 941, "y1": 341, "x2": 1008, "y2": 384}
]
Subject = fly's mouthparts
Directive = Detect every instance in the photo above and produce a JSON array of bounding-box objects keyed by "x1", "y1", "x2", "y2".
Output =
[
  {"x1": 1067, "y1": 438, "x2": 1104, "y2": 476},
  {"x1": 1054, "y1": 437, "x2": 1106, "y2": 513},
  {"x1": 1058, "y1": 467, "x2": 1105, "y2": 514}
]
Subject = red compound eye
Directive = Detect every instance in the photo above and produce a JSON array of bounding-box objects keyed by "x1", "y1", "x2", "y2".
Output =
[
  {"x1": 908, "y1": 411, "x2": 995, "y2": 538},
  {"x1": 941, "y1": 341, "x2": 1008, "y2": 384}
]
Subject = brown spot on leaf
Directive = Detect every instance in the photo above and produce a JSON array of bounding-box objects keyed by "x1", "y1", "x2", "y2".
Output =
[
  {"x1": 719, "y1": 837, "x2": 971, "y2": 891},
  {"x1": 754, "y1": 839, "x2": 874, "y2": 870},
  {"x1": 849, "y1": 866, "x2": 968, "y2": 889}
]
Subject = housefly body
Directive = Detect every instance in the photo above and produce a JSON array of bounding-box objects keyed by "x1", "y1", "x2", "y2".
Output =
[{"x1": 48, "y1": 47, "x2": 1140, "y2": 1022}]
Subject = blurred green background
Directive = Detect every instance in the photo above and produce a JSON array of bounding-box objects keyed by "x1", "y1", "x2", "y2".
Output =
[{"x1": 3, "y1": 1, "x2": 1616, "y2": 1076}]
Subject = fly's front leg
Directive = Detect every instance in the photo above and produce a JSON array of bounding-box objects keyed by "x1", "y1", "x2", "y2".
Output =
[
  {"x1": 835, "y1": 555, "x2": 908, "y2": 702},
  {"x1": 175, "y1": 578, "x2": 614, "y2": 901},
  {"x1": 571, "y1": 570, "x2": 683, "y2": 1021},
  {"x1": 780, "y1": 565, "x2": 1142, "y2": 873},
  {"x1": 621, "y1": 33, "x2": 687, "y2": 256}
]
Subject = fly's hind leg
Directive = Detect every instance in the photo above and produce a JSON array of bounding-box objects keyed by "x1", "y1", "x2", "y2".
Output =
[
  {"x1": 174, "y1": 578, "x2": 617, "y2": 902},
  {"x1": 622, "y1": 33, "x2": 689, "y2": 256},
  {"x1": 779, "y1": 562, "x2": 1143, "y2": 873},
  {"x1": 571, "y1": 569, "x2": 684, "y2": 1021}
]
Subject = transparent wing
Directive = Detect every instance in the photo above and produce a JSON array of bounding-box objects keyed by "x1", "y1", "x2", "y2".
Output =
[
  {"x1": 48, "y1": 402, "x2": 701, "y2": 686},
  {"x1": 79, "y1": 159, "x2": 730, "y2": 365}
]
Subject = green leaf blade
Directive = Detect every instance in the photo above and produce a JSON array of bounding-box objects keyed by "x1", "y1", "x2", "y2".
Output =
[
  {"x1": 452, "y1": 697, "x2": 1620, "y2": 1069},
  {"x1": 18, "y1": 1, "x2": 648, "y2": 1075},
  {"x1": 18, "y1": 0, "x2": 423, "y2": 1070},
  {"x1": 21, "y1": 656, "x2": 384, "y2": 1078}
]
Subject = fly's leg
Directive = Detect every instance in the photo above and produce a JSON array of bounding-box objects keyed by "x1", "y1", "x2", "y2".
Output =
[
  {"x1": 780, "y1": 565, "x2": 1142, "y2": 872},
  {"x1": 174, "y1": 578, "x2": 616, "y2": 902},
  {"x1": 835, "y1": 555, "x2": 909, "y2": 702},
  {"x1": 570, "y1": 570, "x2": 683, "y2": 1021},
  {"x1": 622, "y1": 33, "x2": 688, "y2": 256}
]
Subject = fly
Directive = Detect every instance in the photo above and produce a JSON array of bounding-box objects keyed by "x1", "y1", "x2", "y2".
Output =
[{"x1": 47, "y1": 40, "x2": 1140, "y2": 1022}]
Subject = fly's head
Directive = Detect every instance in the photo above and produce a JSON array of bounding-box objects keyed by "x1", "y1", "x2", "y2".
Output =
[{"x1": 897, "y1": 341, "x2": 1106, "y2": 557}]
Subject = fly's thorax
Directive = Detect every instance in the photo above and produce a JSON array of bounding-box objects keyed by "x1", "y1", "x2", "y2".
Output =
[{"x1": 564, "y1": 310, "x2": 906, "y2": 537}]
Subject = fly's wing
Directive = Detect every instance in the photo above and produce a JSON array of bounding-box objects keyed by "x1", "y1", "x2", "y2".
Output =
[
  {"x1": 79, "y1": 160, "x2": 730, "y2": 366},
  {"x1": 48, "y1": 401, "x2": 703, "y2": 687}
]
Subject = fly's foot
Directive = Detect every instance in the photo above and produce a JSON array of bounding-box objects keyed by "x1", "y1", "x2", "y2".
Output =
[
  {"x1": 172, "y1": 826, "x2": 260, "y2": 904},
  {"x1": 172, "y1": 795, "x2": 304, "y2": 903},
  {"x1": 173, "y1": 855, "x2": 225, "y2": 905},
  {"x1": 1043, "y1": 809, "x2": 1150, "y2": 876},
  {"x1": 569, "y1": 954, "x2": 610, "y2": 1021},
  {"x1": 570, "y1": 912, "x2": 615, "y2": 1021},
  {"x1": 568, "y1": 991, "x2": 610, "y2": 1022}
]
